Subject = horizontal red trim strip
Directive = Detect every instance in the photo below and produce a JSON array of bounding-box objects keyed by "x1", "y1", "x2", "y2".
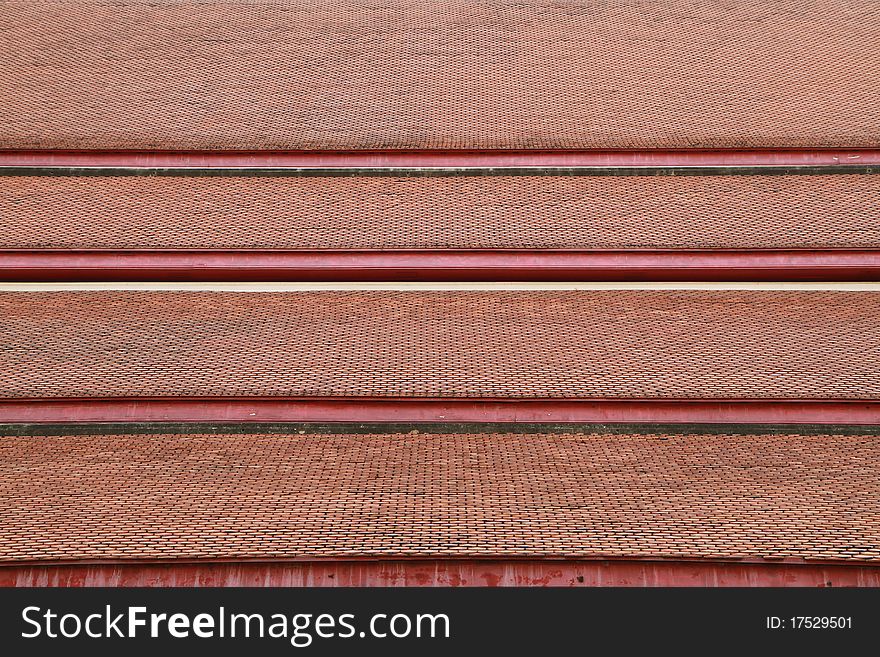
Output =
[
  {"x1": 2, "y1": 249, "x2": 880, "y2": 282},
  {"x1": 2, "y1": 398, "x2": 879, "y2": 425},
  {"x1": 3, "y1": 559, "x2": 878, "y2": 587},
  {"x1": 2, "y1": 148, "x2": 879, "y2": 170},
  {"x1": 3, "y1": 249, "x2": 880, "y2": 281}
]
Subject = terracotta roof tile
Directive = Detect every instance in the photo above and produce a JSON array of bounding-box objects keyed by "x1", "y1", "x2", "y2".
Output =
[
  {"x1": 2, "y1": 431, "x2": 878, "y2": 563},
  {"x1": 2, "y1": 174, "x2": 879, "y2": 250},
  {"x1": 0, "y1": 291, "x2": 877, "y2": 400},
  {"x1": 1, "y1": 0, "x2": 877, "y2": 150}
]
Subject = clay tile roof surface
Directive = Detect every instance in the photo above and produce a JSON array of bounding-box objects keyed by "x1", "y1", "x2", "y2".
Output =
[
  {"x1": 2, "y1": 430, "x2": 879, "y2": 563},
  {"x1": 0, "y1": 290, "x2": 878, "y2": 400},
  {"x1": 2, "y1": 174, "x2": 880, "y2": 250},
  {"x1": 1, "y1": 0, "x2": 878, "y2": 150}
]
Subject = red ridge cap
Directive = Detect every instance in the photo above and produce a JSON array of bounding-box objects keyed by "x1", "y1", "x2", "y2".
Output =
[
  {"x1": 2, "y1": 398, "x2": 879, "y2": 425},
  {"x1": 1, "y1": 249, "x2": 879, "y2": 281},
  {"x1": 2, "y1": 148, "x2": 879, "y2": 170}
]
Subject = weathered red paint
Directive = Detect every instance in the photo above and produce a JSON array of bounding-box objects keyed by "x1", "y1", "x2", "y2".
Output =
[
  {"x1": 2, "y1": 398, "x2": 879, "y2": 425},
  {"x1": 2, "y1": 249, "x2": 879, "y2": 282},
  {"x1": 1, "y1": 148, "x2": 879, "y2": 170},
  {"x1": 2, "y1": 559, "x2": 878, "y2": 587}
]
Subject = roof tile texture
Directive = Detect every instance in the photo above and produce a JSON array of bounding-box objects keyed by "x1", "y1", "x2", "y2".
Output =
[
  {"x1": 1, "y1": 0, "x2": 878, "y2": 150},
  {"x1": 0, "y1": 291, "x2": 877, "y2": 400},
  {"x1": 2, "y1": 431, "x2": 878, "y2": 563},
  {"x1": 3, "y1": 174, "x2": 880, "y2": 250}
]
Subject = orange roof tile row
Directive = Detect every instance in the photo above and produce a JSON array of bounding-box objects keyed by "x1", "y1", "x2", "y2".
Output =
[
  {"x1": 2, "y1": 174, "x2": 879, "y2": 251},
  {"x1": 1, "y1": 0, "x2": 877, "y2": 151},
  {"x1": 2, "y1": 430, "x2": 878, "y2": 563},
  {"x1": 0, "y1": 290, "x2": 877, "y2": 400}
]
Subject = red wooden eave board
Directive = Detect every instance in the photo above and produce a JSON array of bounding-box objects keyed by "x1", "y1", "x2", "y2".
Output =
[{"x1": 3, "y1": 559, "x2": 879, "y2": 588}]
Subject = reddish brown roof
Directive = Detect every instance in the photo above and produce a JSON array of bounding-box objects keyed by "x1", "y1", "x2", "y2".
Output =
[
  {"x1": 1, "y1": 430, "x2": 878, "y2": 563},
  {"x1": 3, "y1": 174, "x2": 879, "y2": 250},
  {"x1": 0, "y1": 291, "x2": 877, "y2": 400},
  {"x1": 1, "y1": 0, "x2": 877, "y2": 150}
]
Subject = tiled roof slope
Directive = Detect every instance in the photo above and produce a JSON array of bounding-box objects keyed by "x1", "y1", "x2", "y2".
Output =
[
  {"x1": 2, "y1": 431, "x2": 878, "y2": 563},
  {"x1": 0, "y1": 291, "x2": 877, "y2": 400},
  {"x1": 1, "y1": 0, "x2": 877, "y2": 150},
  {"x1": 2, "y1": 174, "x2": 879, "y2": 250}
]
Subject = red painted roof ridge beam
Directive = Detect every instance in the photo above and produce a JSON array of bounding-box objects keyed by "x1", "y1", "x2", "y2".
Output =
[
  {"x1": 1, "y1": 249, "x2": 879, "y2": 282},
  {"x1": 3, "y1": 559, "x2": 878, "y2": 587},
  {"x1": 1, "y1": 148, "x2": 879, "y2": 173},
  {"x1": 2, "y1": 398, "x2": 879, "y2": 425}
]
